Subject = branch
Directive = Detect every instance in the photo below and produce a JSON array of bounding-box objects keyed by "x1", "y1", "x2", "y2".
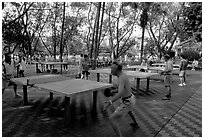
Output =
[
  {"x1": 3, "y1": 2, "x2": 34, "y2": 28},
  {"x1": 40, "y1": 37, "x2": 53, "y2": 55}
]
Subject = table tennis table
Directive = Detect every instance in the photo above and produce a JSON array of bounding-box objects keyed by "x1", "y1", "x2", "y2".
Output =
[
  {"x1": 34, "y1": 61, "x2": 68, "y2": 73},
  {"x1": 152, "y1": 63, "x2": 192, "y2": 68},
  {"x1": 12, "y1": 75, "x2": 113, "y2": 126},
  {"x1": 124, "y1": 65, "x2": 179, "y2": 73},
  {"x1": 89, "y1": 68, "x2": 158, "y2": 93},
  {"x1": 152, "y1": 63, "x2": 180, "y2": 68}
]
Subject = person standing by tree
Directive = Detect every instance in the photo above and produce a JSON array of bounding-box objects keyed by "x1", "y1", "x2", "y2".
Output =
[
  {"x1": 179, "y1": 54, "x2": 188, "y2": 86},
  {"x1": 81, "y1": 54, "x2": 90, "y2": 80},
  {"x1": 63, "y1": 54, "x2": 68, "y2": 71},
  {"x1": 77, "y1": 54, "x2": 84, "y2": 78},
  {"x1": 103, "y1": 61, "x2": 139, "y2": 136},
  {"x1": 18, "y1": 56, "x2": 27, "y2": 77}
]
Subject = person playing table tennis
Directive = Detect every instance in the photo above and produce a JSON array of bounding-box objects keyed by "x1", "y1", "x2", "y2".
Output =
[
  {"x1": 2, "y1": 53, "x2": 22, "y2": 100},
  {"x1": 103, "y1": 61, "x2": 139, "y2": 136}
]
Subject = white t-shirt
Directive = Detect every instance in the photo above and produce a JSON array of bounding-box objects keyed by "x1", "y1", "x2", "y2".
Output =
[
  {"x1": 3, "y1": 61, "x2": 15, "y2": 75},
  {"x1": 19, "y1": 60, "x2": 27, "y2": 70}
]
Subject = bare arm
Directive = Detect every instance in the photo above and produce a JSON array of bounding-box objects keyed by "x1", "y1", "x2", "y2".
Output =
[
  {"x1": 110, "y1": 77, "x2": 125, "y2": 103},
  {"x1": 103, "y1": 78, "x2": 125, "y2": 110}
]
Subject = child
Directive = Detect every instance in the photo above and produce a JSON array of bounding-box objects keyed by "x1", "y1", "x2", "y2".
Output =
[
  {"x1": 160, "y1": 54, "x2": 173, "y2": 100},
  {"x1": 179, "y1": 54, "x2": 188, "y2": 86}
]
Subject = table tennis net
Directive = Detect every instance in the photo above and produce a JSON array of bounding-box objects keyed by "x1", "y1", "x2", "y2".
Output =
[{"x1": 27, "y1": 75, "x2": 69, "y2": 85}]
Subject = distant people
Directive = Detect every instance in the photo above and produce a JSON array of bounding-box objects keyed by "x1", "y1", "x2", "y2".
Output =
[
  {"x1": 147, "y1": 55, "x2": 154, "y2": 66},
  {"x1": 191, "y1": 59, "x2": 198, "y2": 71},
  {"x1": 77, "y1": 54, "x2": 84, "y2": 78},
  {"x1": 179, "y1": 54, "x2": 188, "y2": 86},
  {"x1": 141, "y1": 59, "x2": 146, "y2": 66},
  {"x1": 102, "y1": 56, "x2": 106, "y2": 67},
  {"x1": 18, "y1": 57, "x2": 27, "y2": 77},
  {"x1": 2, "y1": 53, "x2": 22, "y2": 99},
  {"x1": 63, "y1": 55, "x2": 68, "y2": 70},
  {"x1": 72, "y1": 55, "x2": 76, "y2": 65},
  {"x1": 103, "y1": 61, "x2": 139, "y2": 137},
  {"x1": 81, "y1": 54, "x2": 90, "y2": 80},
  {"x1": 160, "y1": 54, "x2": 173, "y2": 100},
  {"x1": 139, "y1": 59, "x2": 147, "y2": 72},
  {"x1": 28, "y1": 55, "x2": 31, "y2": 64}
]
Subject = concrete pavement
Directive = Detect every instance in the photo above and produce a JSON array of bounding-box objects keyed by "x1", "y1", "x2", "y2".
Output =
[{"x1": 2, "y1": 64, "x2": 202, "y2": 137}]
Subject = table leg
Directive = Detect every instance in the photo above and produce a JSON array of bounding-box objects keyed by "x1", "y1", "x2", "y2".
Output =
[
  {"x1": 36, "y1": 63, "x2": 38, "y2": 73},
  {"x1": 97, "y1": 73, "x2": 100, "y2": 82},
  {"x1": 93, "y1": 91, "x2": 97, "y2": 111},
  {"x1": 64, "y1": 96, "x2": 71, "y2": 126},
  {"x1": 46, "y1": 65, "x2": 48, "y2": 71},
  {"x1": 136, "y1": 78, "x2": 140, "y2": 92},
  {"x1": 16, "y1": 65, "x2": 19, "y2": 77},
  {"x1": 23, "y1": 85, "x2": 28, "y2": 105},
  {"x1": 41, "y1": 64, "x2": 43, "y2": 72},
  {"x1": 50, "y1": 92, "x2": 53, "y2": 100},
  {"x1": 109, "y1": 75, "x2": 112, "y2": 83},
  {"x1": 146, "y1": 78, "x2": 150, "y2": 92},
  {"x1": 60, "y1": 64, "x2": 62, "y2": 73}
]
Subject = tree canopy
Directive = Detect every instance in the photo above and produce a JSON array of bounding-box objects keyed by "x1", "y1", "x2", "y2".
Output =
[{"x1": 2, "y1": 2, "x2": 202, "y2": 64}]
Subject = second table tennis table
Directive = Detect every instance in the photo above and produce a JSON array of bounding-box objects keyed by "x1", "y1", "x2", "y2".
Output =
[{"x1": 89, "y1": 68, "x2": 159, "y2": 94}]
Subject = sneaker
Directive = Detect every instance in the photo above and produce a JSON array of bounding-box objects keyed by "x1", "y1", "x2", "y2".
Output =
[
  {"x1": 183, "y1": 83, "x2": 186, "y2": 86},
  {"x1": 179, "y1": 83, "x2": 183, "y2": 86},
  {"x1": 14, "y1": 94, "x2": 22, "y2": 98}
]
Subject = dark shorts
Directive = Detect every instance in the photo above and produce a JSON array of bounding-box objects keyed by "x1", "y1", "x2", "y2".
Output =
[
  {"x1": 19, "y1": 70, "x2": 24, "y2": 74},
  {"x1": 82, "y1": 71, "x2": 90, "y2": 76},
  {"x1": 82, "y1": 71, "x2": 90, "y2": 75},
  {"x1": 2, "y1": 76, "x2": 17, "y2": 89}
]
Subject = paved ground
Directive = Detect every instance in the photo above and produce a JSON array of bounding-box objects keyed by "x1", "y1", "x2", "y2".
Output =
[{"x1": 2, "y1": 64, "x2": 202, "y2": 137}]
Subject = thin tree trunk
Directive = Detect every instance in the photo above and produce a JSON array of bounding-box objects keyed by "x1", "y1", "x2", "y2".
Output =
[
  {"x1": 92, "y1": 2, "x2": 101, "y2": 69},
  {"x1": 60, "y1": 2, "x2": 66, "y2": 62},
  {"x1": 108, "y1": 3, "x2": 114, "y2": 60},
  {"x1": 140, "y1": 27, "x2": 145, "y2": 64},
  {"x1": 97, "y1": 2, "x2": 105, "y2": 52}
]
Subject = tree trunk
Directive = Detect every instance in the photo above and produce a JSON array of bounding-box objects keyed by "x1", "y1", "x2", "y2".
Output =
[
  {"x1": 140, "y1": 27, "x2": 145, "y2": 64},
  {"x1": 60, "y1": 2, "x2": 66, "y2": 62},
  {"x1": 92, "y1": 2, "x2": 101, "y2": 69},
  {"x1": 90, "y1": 14, "x2": 97, "y2": 60},
  {"x1": 108, "y1": 3, "x2": 114, "y2": 60},
  {"x1": 97, "y1": 2, "x2": 105, "y2": 52},
  {"x1": 53, "y1": 3, "x2": 58, "y2": 59}
]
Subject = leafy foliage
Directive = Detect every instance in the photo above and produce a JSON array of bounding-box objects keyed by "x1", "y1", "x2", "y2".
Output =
[
  {"x1": 181, "y1": 2, "x2": 202, "y2": 42},
  {"x1": 180, "y1": 50, "x2": 201, "y2": 61},
  {"x1": 2, "y1": 21, "x2": 24, "y2": 45}
]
